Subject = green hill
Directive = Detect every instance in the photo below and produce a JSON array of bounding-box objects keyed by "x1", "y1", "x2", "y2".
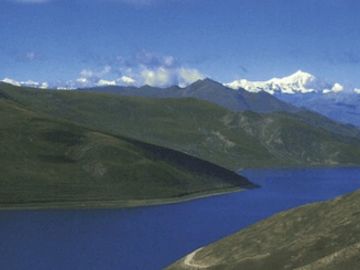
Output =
[
  {"x1": 167, "y1": 189, "x2": 360, "y2": 270},
  {"x1": 2, "y1": 83, "x2": 360, "y2": 170},
  {"x1": 0, "y1": 96, "x2": 255, "y2": 209}
]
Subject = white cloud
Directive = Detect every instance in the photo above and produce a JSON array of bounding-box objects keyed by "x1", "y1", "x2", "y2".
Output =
[
  {"x1": 178, "y1": 68, "x2": 204, "y2": 87},
  {"x1": 1, "y1": 78, "x2": 21, "y2": 86},
  {"x1": 139, "y1": 66, "x2": 204, "y2": 87},
  {"x1": 323, "y1": 83, "x2": 344, "y2": 94},
  {"x1": 97, "y1": 79, "x2": 117, "y2": 86},
  {"x1": 332, "y1": 83, "x2": 344, "y2": 92},
  {"x1": 122, "y1": 51, "x2": 204, "y2": 87},
  {"x1": 76, "y1": 77, "x2": 89, "y2": 85},
  {"x1": 72, "y1": 51, "x2": 204, "y2": 88},
  {"x1": 57, "y1": 86, "x2": 74, "y2": 90},
  {"x1": 39, "y1": 82, "x2": 49, "y2": 89},
  {"x1": 76, "y1": 66, "x2": 113, "y2": 87},
  {"x1": 354, "y1": 88, "x2": 360, "y2": 94},
  {"x1": 21, "y1": 80, "x2": 40, "y2": 87},
  {"x1": 1, "y1": 78, "x2": 49, "y2": 89},
  {"x1": 3, "y1": 52, "x2": 203, "y2": 89},
  {"x1": 141, "y1": 67, "x2": 172, "y2": 87},
  {"x1": 75, "y1": 65, "x2": 139, "y2": 88},
  {"x1": 119, "y1": 75, "x2": 136, "y2": 85}
]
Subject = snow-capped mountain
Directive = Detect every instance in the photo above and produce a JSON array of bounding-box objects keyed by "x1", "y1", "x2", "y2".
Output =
[
  {"x1": 225, "y1": 70, "x2": 360, "y2": 127},
  {"x1": 1, "y1": 78, "x2": 22, "y2": 87},
  {"x1": 225, "y1": 70, "x2": 342, "y2": 95},
  {"x1": 1, "y1": 78, "x2": 49, "y2": 89}
]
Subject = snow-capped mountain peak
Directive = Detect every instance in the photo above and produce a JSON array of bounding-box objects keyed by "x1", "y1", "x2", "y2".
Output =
[
  {"x1": 1, "y1": 78, "x2": 49, "y2": 89},
  {"x1": 275, "y1": 70, "x2": 315, "y2": 85},
  {"x1": 225, "y1": 70, "x2": 341, "y2": 95},
  {"x1": 1, "y1": 78, "x2": 21, "y2": 87},
  {"x1": 267, "y1": 70, "x2": 317, "y2": 94}
]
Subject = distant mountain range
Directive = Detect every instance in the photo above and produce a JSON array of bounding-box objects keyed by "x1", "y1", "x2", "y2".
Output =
[
  {"x1": 225, "y1": 70, "x2": 360, "y2": 127},
  {"x1": 79, "y1": 78, "x2": 298, "y2": 113},
  {"x1": 279, "y1": 92, "x2": 360, "y2": 127},
  {"x1": 225, "y1": 70, "x2": 344, "y2": 95},
  {"x1": 2, "y1": 82, "x2": 360, "y2": 171},
  {"x1": 3, "y1": 71, "x2": 360, "y2": 127},
  {"x1": 77, "y1": 73, "x2": 360, "y2": 128}
]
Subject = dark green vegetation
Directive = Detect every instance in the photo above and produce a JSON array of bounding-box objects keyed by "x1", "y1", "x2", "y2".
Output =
[
  {"x1": 2, "y1": 82, "x2": 360, "y2": 207},
  {"x1": 0, "y1": 85, "x2": 255, "y2": 208},
  {"x1": 2, "y1": 83, "x2": 360, "y2": 170},
  {"x1": 167, "y1": 189, "x2": 360, "y2": 270}
]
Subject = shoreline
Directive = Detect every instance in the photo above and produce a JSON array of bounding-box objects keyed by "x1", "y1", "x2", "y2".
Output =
[
  {"x1": 237, "y1": 164, "x2": 360, "y2": 171},
  {"x1": 0, "y1": 186, "x2": 248, "y2": 211},
  {"x1": 1, "y1": 166, "x2": 358, "y2": 211}
]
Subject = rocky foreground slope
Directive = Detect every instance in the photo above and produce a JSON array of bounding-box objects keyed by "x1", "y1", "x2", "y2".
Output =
[{"x1": 168, "y1": 189, "x2": 360, "y2": 270}]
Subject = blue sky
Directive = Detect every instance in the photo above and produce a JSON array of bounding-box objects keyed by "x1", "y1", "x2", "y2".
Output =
[{"x1": 1, "y1": 0, "x2": 360, "y2": 88}]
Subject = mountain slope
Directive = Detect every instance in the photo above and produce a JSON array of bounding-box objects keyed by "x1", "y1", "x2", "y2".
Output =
[
  {"x1": 167, "y1": 188, "x2": 360, "y2": 270},
  {"x1": 80, "y1": 78, "x2": 298, "y2": 113},
  {"x1": 84, "y1": 77, "x2": 360, "y2": 133},
  {"x1": 0, "y1": 95, "x2": 255, "y2": 208},
  {"x1": 83, "y1": 77, "x2": 360, "y2": 134},
  {"x1": 2, "y1": 83, "x2": 360, "y2": 170},
  {"x1": 279, "y1": 92, "x2": 360, "y2": 128}
]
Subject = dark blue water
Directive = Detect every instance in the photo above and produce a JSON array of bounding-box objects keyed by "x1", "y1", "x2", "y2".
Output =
[{"x1": 1, "y1": 168, "x2": 360, "y2": 270}]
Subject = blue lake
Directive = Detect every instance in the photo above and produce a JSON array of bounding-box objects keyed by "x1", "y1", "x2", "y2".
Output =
[{"x1": 1, "y1": 167, "x2": 360, "y2": 270}]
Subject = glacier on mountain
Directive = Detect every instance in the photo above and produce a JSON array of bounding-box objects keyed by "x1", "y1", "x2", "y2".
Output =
[{"x1": 225, "y1": 70, "x2": 343, "y2": 95}]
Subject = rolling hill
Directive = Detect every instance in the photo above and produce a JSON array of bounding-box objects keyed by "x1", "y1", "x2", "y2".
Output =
[
  {"x1": 2, "y1": 83, "x2": 360, "y2": 170},
  {"x1": 0, "y1": 92, "x2": 255, "y2": 208},
  {"x1": 167, "y1": 188, "x2": 360, "y2": 270}
]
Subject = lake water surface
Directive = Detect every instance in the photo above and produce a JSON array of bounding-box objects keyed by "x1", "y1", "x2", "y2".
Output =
[{"x1": 1, "y1": 168, "x2": 360, "y2": 270}]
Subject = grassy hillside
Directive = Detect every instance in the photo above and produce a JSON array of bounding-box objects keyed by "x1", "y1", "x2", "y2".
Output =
[
  {"x1": 0, "y1": 95, "x2": 255, "y2": 208},
  {"x1": 2, "y1": 83, "x2": 360, "y2": 170},
  {"x1": 168, "y1": 188, "x2": 360, "y2": 270}
]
